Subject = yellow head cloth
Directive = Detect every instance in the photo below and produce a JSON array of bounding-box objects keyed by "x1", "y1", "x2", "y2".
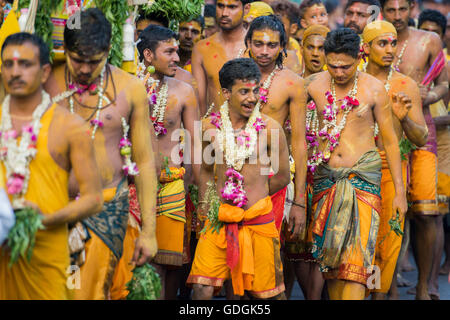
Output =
[
  {"x1": 0, "y1": 10, "x2": 21, "y2": 68},
  {"x1": 244, "y1": 1, "x2": 274, "y2": 22},
  {"x1": 362, "y1": 21, "x2": 397, "y2": 44},
  {"x1": 302, "y1": 24, "x2": 330, "y2": 46}
]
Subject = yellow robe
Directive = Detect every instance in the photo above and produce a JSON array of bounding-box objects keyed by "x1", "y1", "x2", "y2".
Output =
[{"x1": 0, "y1": 104, "x2": 70, "y2": 299}]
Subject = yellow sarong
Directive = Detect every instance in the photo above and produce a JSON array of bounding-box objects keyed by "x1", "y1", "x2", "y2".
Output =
[
  {"x1": 154, "y1": 167, "x2": 186, "y2": 266},
  {"x1": 187, "y1": 196, "x2": 285, "y2": 298},
  {"x1": 0, "y1": 104, "x2": 70, "y2": 299},
  {"x1": 372, "y1": 151, "x2": 408, "y2": 293}
]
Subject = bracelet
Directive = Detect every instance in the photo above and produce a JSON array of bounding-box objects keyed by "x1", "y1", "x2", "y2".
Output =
[{"x1": 287, "y1": 199, "x2": 306, "y2": 208}]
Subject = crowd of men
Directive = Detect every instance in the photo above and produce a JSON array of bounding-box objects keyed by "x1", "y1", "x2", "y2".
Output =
[{"x1": 0, "y1": 0, "x2": 448, "y2": 301}]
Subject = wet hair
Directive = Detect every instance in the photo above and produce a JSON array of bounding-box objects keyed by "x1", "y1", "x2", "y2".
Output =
[
  {"x1": 271, "y1": 0, "x2": 300, "y2": 24},
  {"x1": 136, "y1": 9, "x2": 170, "y2": 28},
  {"x1": 344, "y1": 0, "x2": 381, "y2": 11},
  {"x1": 137, "y1": 25, "x2": 178, "y2": 62},
  {"x1": 299, "y1": 0, "x2": 326, "y2": 19},
  {"x1": 219, "y1": 58, "x2": 261, "y2": 90},
  {"x1": 379, "y1": 0, "x2": 414, "y2": 9},
  {"x1": 245, "y1": 15, "x2": 287, "y2": 69},
  {"x1": 418, "y1": 9, "x2": 447, "y2": 36},
  {"x1": 64, "y1": 8, "x2": 111, "y2": 57},
  {"x1": 324, "y1": 27, "x2": 360, "y2": 58},
  {"x1": 1, "y1": 32, "x2": 50, "y2": 66}
]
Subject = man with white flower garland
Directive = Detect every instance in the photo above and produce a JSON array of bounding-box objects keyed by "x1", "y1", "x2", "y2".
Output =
[
  {"x1": 305, "y1": 28, "x2": 407, "y2": 300},
  {"x1": 44, "y1": 8, "x2": 158, "y2": 300},
  {"x1": 0, "y1": 32, "x2": 103, "y2": 299},
  {"x1": 187, "y1": 57, "x2": 290, "y2": 300},
  {"x1": 135, "y1": 24, "x2": 200, "y2": 300}
]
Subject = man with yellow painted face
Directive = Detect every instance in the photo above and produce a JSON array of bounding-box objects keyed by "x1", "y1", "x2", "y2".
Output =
[
  {"x1": 362, "y1": 20, "x2": 428, "y2": 300},
  {"x1": 135, "y1": 24, "x2": 200, "y2": 300},
  {"x1": 178, "y1": 16, "x2": 204, "y2": 73},
  {"x1": 44, "y1": 8, "x2": 158, "y2": 300},
  {"x1": 282, "y1": 24, "x2": 330, "y2": 301},
  {"x1": 305, "y1": 28, "x2": 407, "y2": 300},
  {"x1": 0, "y1": 32, "x2": 103, "y2": 299},
  {"x1": 381, "y1": 0, "x2": 449, "y2": 300},
  {"x1": 191, "y1": 0, "x2": 252, "y2": 116},
  {"x1": 245, "y1": 14, "x2": 308, "y2": 249}
]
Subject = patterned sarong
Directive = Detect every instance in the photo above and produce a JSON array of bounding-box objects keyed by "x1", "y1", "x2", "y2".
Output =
[{"x1": 311, "y1": 150, "x2": 382, "y2": 285}]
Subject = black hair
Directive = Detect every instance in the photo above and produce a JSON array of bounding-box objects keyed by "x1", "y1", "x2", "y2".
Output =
[
  {"x1": 1, "y1": 32, "x2": 50, "y2": 66},
  {"x1": 239, "y1": 0, "x2": 255, "y2": 5},
  {"x1": 271, "y1": 0, "x2": 301, "y2": 24},
  {"x1": 344, "y1": 0, "x2": 381, "y2": 11},
  {"x1": 219, "y1": 58, "x2": 261, "y2": 90},
  {"x1": 324, "y1": 27, "x2": 360, "y2": 58},
  {"x1": 408, "y1": 17, "x2": 416, "y2": 27},
  {"x1": 299, "y1": 0, "x2": 326, "y2": 19},
  {"x1": 325, "y1": 0, "x2": 340, "y2": 14},
  {"x1": 380, "y1": 0, "x2": 414, "y2": 9},
  {"x1": 418, "y1": 9, "x2": 447, "y2": 36},
  {"x1": 136, "y1": 9, "x2": 170, "y2": 28},
  {"x1": 204, "y1": 4, "x2": 216, "y2": 18},
  {"x1": 64, "y1": 8, "x2": 111, "y2": 57},
  {"x1": 137, "y1": 25, "x2": 178, "y2": 62},
  {"x1": 245, "y1": 15, "x2": 288, "y2": 69},
  {"x1": 182, "y1": 15, "x2": 205, "y2": 30}
]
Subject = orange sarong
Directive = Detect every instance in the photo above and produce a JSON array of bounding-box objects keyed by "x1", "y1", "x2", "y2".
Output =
[
  {"x1": 372, "y1": 151, "x2": 408, "y2": 293},
  {"x1": 409, "y1": 150, "x2": 439, "y2": 215},
  {"x1": 187, "y1": 196, "x2": 285, "y2": 298}
]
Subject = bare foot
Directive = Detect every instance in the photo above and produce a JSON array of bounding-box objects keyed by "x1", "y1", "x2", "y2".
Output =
[
  {"x1": 439, "y1": 263, "x2": 450, "y2": 275},
  {"x1": 397, "y1": 273, "x2": 413, "y2": 287},
  {"x1": 407, "y1": 287, "x2": 416, "y2": 295},
  {"x1": 415, "y1": 288, "x2": 431, "y2": 300},
  {"x1": 401, "y1": 260, "x2": 416, "y2": 272}
]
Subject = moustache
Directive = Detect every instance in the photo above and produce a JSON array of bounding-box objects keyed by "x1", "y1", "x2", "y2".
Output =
[
  {"x1": 8, "y1": 79, "x2": 26, "y2": 87},
  {"x1": 346, "y1": 23, "x2": 361, "y2": 32}
]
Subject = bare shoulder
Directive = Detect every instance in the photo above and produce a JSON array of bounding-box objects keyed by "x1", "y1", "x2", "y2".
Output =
[
  {"x1": 279, "y1": 67, "x2": 304, "y2": 85},
  {"x1": 359, "y1": 71, "x2": 385, "y2": 92},
  {"x1": 305, "y1": 71, "x2": 327, "y2": 91},
  {"x1": 175, "y1": 66, "x2": 194, "y2": 84},
  {"x1": 391, "y1": 72, "x2": 420, "y2": 92},
  {"x1": 412, "y1": 27, "x2": 442, "y2": 49},
  {"x1": 194, "y1": 33, "x2": 220, "y2": 53},
  {"x1": 167, "y1": 76, "x2": 195, "y2": 95},
  {"x1": 262, "y1": 113, "x2": 283, "y2": 131},
  {"x1": 52, "y1": 104, "x2": 90, "y2": 137},
  {"x1": 109, "y1": 65, "x2": 144, "y2": 90}
]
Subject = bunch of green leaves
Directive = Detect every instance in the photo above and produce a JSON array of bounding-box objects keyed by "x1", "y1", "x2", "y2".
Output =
[
  {"x1": 126, "y1": 263, "x2": 162, "y2": 300},
  {"x1": 399, "y1": 137, "x2": 416, "y2": 161},
  {"x1": 388, "y1": 211, "x2": 404, "y2": 237},
  {"x1": 200, "y1": 181, "x2": 222, "y2": 235},
  {"x1": 19, "y1": 0, "x2": 64, "y2": 62},
  {"x1": 6, "y1": 207, "x2": 44, "y2": 267},
  {"x1": 140, "y1": 0, "x2": 204, "y2": 31},
  {"x1": 95, "y1": 0, "x2": 131, "y2": 67},
  {"x1": 188, "y1": 184, "x2": 199, "y2": 209}
]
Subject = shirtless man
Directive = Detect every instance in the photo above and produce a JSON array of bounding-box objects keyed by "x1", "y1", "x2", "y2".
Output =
[
  {"x1": 187, "y1": 57, "x2": 290, "y2": 300},
  {"x1": 245, "y1": 14, "x2": 308, "y2": 299},
  {"x1": 136, "y1": 24, "x2": 200, "y2": 300},
  {"x1": 134, "y1": 10, "x2": 195, "y2": 88},
  {"x1": 178, "y1": 17, "x2": 204, "y2": 73},
  {"x1": 192, "y1": 0, "x2": 251, "y2": 116},
  {"x1": 418, "y1": 8, "x2": 450, "y2": 300},
  {"x1": 361, "y1": 20, "x2": 428, "y2": 300},
  {"x1": 306, "y1": 28, "x2": 407, "y2": 300},
  {"x1": 0, "y1": 32, "x2": 103, "y2": 300},
  {"x1": 381, "y1": 0, "x2": 449, "y2": 300},
  {"x1": 44, "y1": 8, "x2": 158, "y2": 300}
]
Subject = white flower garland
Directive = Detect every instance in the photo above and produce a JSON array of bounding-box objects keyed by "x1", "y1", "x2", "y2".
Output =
[{"x1": 0, "y1": 91, "x2": 51, "y2": 207}]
